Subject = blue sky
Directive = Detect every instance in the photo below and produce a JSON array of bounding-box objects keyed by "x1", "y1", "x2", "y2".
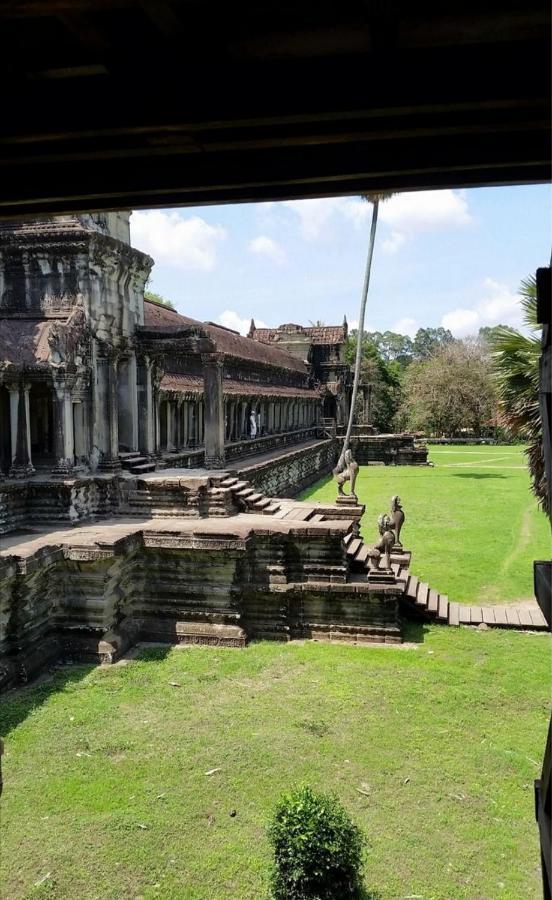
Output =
[{"x1": 131, "y1": 184, "x2": 551, "y2": 337}]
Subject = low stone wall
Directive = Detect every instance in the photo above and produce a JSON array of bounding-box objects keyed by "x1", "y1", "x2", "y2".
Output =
[
  {"x1": 225, "y1": 426, "x2": 321, "y2": 463},
  {"x1": 0, "y1": 477, "x2": 119, "y2": 534},
  {"x1": 0, "y1": 522, "x2": 402, "y2": 689},
  {"x1": 237, "y1": 438, "x2": 337, "y2": 498},
  {"x1": 337, "y1": 433, "x2": 428, "y2": 466}
]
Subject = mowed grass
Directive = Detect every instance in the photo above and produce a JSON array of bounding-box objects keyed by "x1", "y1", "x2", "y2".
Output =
[
  {"x1": 301, "y1": 444, "x2": 551, "y2": 604},
  {"x1": 0, "y1": 628, "x2": 550, "y2": 900}
]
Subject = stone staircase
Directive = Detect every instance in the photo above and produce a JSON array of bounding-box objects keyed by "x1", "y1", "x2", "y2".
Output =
[
  {"x1": 343, "y1": 532, "x2": 549, "y2": 631},
  {"x1": 118, "y1": 451, "x2": 156, "y2": 474},
  {"x1": 218, "y1": 475, "x2": 283, "y2": 516}
]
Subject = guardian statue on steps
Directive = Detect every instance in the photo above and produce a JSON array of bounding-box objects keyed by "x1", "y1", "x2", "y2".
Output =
[
  {"x1": 390, "y1": 495, "x2": 405, "y2": 548},
  {"x1": 334, "y1": 448, "x2": 359, "y2": 500},
  {"x1": 366, "y1": 513, "x2": 395, "y2": 577}
]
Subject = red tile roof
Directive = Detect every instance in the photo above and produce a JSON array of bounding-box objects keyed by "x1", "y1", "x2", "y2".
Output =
[
  {"x1": 160, "y1": 373, "x2": 316, "y2": 399},
  {"x1": 251, "y1": 323, "x2": 347, "y2": 345},
  {"x1": 144, "y1": 301, "x2": 308, "y2": 375}
]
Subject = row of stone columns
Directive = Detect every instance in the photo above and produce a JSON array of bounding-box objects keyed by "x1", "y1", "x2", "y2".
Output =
[
  {"x1": 223, "y1": 397, "x2": 319, "y2": 441},
  {"x1": 159, "y1": 398, "x2": 204, "y2": 452}
]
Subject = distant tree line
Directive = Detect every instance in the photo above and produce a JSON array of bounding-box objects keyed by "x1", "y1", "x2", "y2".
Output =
[{"x1": 346, "y1": 322, "x2": 522, "y2": 439}]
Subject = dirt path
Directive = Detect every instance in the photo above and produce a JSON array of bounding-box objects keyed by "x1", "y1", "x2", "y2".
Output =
[{"x1": 479, "y1": 504, "x2": 533, "y2": 604}]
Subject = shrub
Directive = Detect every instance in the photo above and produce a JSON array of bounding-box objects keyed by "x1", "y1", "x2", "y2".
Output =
[{"x1": 267, "y1": 784, "x2": 365, "y2": 899}]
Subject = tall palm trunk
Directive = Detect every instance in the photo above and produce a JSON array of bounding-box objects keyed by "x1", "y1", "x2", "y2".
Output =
[{"x1": 335, "y1": 198, "x2": 380, "y2": 472}]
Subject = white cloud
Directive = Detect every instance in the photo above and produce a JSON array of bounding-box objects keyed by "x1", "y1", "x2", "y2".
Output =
[
  {"x1": 441, "y1": 278, "x2": 523, "y2": 337},
  {"x1": 378, "y1": 189, "x2": 471, "y2": 254},
  {"x1": 382, "y1": 231, "x2": 406, "y2": 255},
  {"x1": 282, "y1": 190, "x2": 471, "y2": 251},
  {"x1": 216, "y1": 310, "x2": 268, "y2": 336},
  {"x1": 248, "y1": 235, "x2": 286, "y2": 265},
  {"x1": 393, "y1": 317, "x2": 419, "y2": 337},
  {"x1": 131, "y1": 210, "x2": 225, "y2": 271},
  {"x1": 441, "y1": 308, "x2": 480, "y2": 337},
  {"x1": 283, "y1": 197, "x2": 369, "y2": 240}
]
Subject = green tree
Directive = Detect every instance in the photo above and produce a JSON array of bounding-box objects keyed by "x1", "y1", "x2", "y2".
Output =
[
  {"x1": 490, "y1": 275, "x2": 547, "y2": 513},
  {"x1": 144, "y1": 290, "x2": 175, "y2": 309},
  {"x1": 366, "y1": 330, "x2": 413, "y2": 366},
  {"x1": 346, "y1": 333, "x2": 402, "y2": 431},
  {"x1": 478, "y1": 324, "x2": 516, "y2": 347},
  {"x1": 400, "y1": 339, "x2": 497, "y2": 437},
  {"x1": 412, "y1": 326, "x2": 455, "y2": 360}
]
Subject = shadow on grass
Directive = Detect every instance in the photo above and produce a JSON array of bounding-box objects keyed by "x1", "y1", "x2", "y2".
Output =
[
  {"x1": 452, "y1": 472, "x2": 506, "y2": 479},
  {"x1": 0, "y1": 644, "x2": 176, "y2": 739},
  {"x1": 0, "y1": 664, "x2": 95, "y2": 738},
  {"x1": 401, "y1": 618, "x2": 430, "y2": 644}
]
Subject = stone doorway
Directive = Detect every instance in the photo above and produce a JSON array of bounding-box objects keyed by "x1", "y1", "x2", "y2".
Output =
[{"x1": 29, "y1": 382, "x2": 54, "y2": 468}]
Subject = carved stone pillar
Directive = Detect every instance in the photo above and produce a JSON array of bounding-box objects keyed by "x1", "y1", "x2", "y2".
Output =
[
  {"x1": 137, "y1": 356, "x2": 155, "y2": 457},
  {"x1": 166, "y1": 400, "x2": 175, "y2": 451},
  {"x1": 96, "y1": 353, "x2": 121, "y2": 472},
  {"x1": 202, "y1": 353, "x2": 225, "y2": 468},
  {"x1": 9, "y1": 382, "x2": 34, "y2": 477},
  {"x1": 361, "y1": 384, "x2": 373, "y2": 425},
  {"x1": 52, "y1": 379, "x2": 75, "y2": 475}
]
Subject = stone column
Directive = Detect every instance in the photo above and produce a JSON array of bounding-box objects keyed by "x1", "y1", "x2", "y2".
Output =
[
  {"x1": 182, "y1": 400, "x2": 189, "y2": 447},
  {"x1": 361, "y1": 384, "x2": 372, "y2": 425},
  {"x1": 9, "y1": 382, "x2": 34, "y2": 477},
  {"x1": 166, "y1": 400, "x2": 175, "y2": 451},
  {"x1": 240, "y1": 402, "x2": 246, "y2": 438},
  {"x1": 73, "y1": 401, "x2": 86, "y2": 463},
  {"x1": 154, "y1": 395, "x2": 161, "y2": 455},
  {"x1": 175, "y1": 400, "x2": 183, "y2": 449},
  {"x1": 128, "y1": 354, "x2": 139, "y2": 451},
  {"x1": 52, "y1": 379, "x2": 75, "y2": 475},
  {"x1": 96, "y1": 354, "x2": 121, "y2": 472},
  {"x1": 202, "y1": 353, "x2": 225, "y2": 468},
  {"x1": 137, "y1": 356, "x2": 155, "y2": 457}
]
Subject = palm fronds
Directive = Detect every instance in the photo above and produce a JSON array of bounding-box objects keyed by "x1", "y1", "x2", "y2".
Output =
[{"x1": 490, "y1": 275, "x2": 547, "y2": 514}]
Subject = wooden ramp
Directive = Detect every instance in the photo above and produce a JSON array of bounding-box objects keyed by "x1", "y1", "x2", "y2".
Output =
[{"x1": 343, "y1": 534, "x2": 550, "y2": 633}]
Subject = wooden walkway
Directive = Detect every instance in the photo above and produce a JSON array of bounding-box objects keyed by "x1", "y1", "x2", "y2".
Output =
[{"x1": 343, "y1": 532, "x2": 549, "y2": 632}]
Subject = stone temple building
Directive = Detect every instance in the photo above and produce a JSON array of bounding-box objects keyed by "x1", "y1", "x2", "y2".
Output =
[
  {"x1": 248, "y1": 320, "x2": 352, "y2": 425},
  {"x1": 0, "y1": 212, "x2": 347, "y2": 479}
]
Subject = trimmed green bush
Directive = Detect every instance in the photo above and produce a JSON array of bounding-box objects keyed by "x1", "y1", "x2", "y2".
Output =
[{"x1": 267, "y1": 785, "x2": 365, "y2": 899}]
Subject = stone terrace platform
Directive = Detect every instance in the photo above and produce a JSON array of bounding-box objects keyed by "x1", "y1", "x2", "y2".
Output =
[{"x1": 1, "y1": 470, "x2": 547, "y2": 691}]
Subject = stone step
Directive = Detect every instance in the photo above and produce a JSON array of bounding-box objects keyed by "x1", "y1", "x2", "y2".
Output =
[
  {"x1": 229, "y1": 481, "x2": 249, "y2": 492},
  {"x1": 415, "y1": 582, "x2": 429, "y2": 608},
  {"x1": 343, "y1": 532, "x2": 355, "y2": 547},
  {"x1": 130, "y1": 462, "x2": 156, "y2": 474},
  {"x1": 355, "y1": 544, "x2": 370, "y2": 565},
  {"x1": 253, "y1": 498, "x2": 272, "y2": 510},
  {"x1": 245, "y1": 493, "x2": 263, "y2": 505},
  {"x1": 235, "y1": 487, "x2": 255, "y2": 500},
  {"x1": 263, "y1": 503, "x2": 281, "y2": 515},
  {"x1": 346, "y1": 538, "x2": 362, "y2": 558},
  {"x1": 219, "y1": 477, "x2": 239, "y2": 488},
  {"x1": 119, "y1": 451, "x2": 142, "y2": 460}
]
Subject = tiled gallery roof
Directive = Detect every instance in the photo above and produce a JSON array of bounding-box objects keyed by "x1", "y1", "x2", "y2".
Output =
[
  {"x1": 144, "y1": 301, "x2": 308, "y2": 375},
  {"x1": 160, "y1": 373, "x2": 317, "y2": 399},
  {"x1": 250, "y1": 323, "x2": 347, "y2": 345}
]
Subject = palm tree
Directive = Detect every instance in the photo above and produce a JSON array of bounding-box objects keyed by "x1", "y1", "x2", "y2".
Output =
[
  {"x1": 335, "y1": 191, "x2": 394, "y2": 472},
  {"x1": 490, "y1": 275, "x2": 548, "y2": 515}
]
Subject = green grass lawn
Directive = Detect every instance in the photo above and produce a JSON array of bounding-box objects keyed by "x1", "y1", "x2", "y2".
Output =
[
  {"x1": 301, "y1": 444, "x2": 551, "y2": 605},
  {"x1": 1, "y1": 628, "x2": 550, "y2": 899}
]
